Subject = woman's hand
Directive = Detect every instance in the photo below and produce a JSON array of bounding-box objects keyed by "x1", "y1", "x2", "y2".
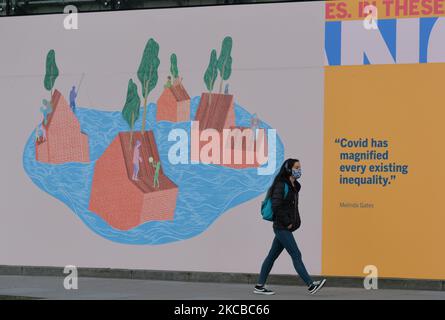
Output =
[{"x1": 287, "y1": 224, "x2": 293, "y2": 230}]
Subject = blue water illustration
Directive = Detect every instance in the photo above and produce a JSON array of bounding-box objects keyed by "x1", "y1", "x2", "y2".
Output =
[{"x1": 23, "y1": 96, "x2": 285, "y2": 245}]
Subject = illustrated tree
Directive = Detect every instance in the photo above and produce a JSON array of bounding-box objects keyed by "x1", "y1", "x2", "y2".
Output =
[
  {"x1": 217, "y1": 36, "x2": 233, "y2": 94},
  {"x1": 137, "y1": 38, "x2": 160, "y2": 133},
  {"x1": 170, "y1": 53, "x2": 179, "y2": 80},
  {"x1": 122, "y1": 79, "x2": 141, "y2": 147},
  {"x1": 203, "y1": 49, "x2": 218, "y2": 107},
  {"x1": 44, "y1": 49, "x2": 59, "y2": 101}
]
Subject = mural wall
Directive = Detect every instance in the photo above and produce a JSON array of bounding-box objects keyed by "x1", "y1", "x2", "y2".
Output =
[
  {"x1": 7, "y1": 0, "x2": 444, "y2": 280},
  {"x1": 323, "y1": 0, "x2": 445, "y2": 280},
  {"x1": 0, "y1": 2, "x2": 325, "y2": 275}
]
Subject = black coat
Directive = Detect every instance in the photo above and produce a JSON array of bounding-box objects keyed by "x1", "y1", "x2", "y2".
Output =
[{"x1": 271, "y1": 178, "x2": 301, "y2": 232}]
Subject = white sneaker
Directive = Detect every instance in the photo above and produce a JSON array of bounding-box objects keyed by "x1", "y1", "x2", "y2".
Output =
[
  {"x1": 253, "y1": 285, "x2": 275, "y2": 295},
  {"x1": 308, "y1": 279, "x2": 326, "y2": 295}
]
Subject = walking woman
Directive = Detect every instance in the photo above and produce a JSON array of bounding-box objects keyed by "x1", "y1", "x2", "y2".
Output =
[{"x1": 254, "y1": 158, "x2": 326, "y2": 295}]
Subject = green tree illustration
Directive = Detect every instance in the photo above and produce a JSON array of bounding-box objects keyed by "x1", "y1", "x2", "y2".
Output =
[
  {"x1": 44, "y1": 49, "x2": 59, "y2": 99},
  {"x1": 217, "y1": 36, "x2": 233, "y2": 94},
  {"x1": 137, "y1": 38, "x2": 160, "y2": 133},
  {"x1": 122, "y1": 79, "x2": 141, "y2": 147},
  {"x1": 204, "y1": 49, "x2": 218, "y2": 106},
  {"x1": 170, "y1": 53, "x2": 179, "y2": 80}
]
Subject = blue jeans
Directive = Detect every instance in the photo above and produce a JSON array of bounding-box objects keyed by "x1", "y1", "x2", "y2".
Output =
[{"x1": 258, "y1": 228, "x2": 313, "y2": 286}]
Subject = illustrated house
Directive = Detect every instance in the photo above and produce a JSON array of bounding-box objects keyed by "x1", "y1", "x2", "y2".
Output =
[
  {"x1": 35, "y1": 89, "x2": 89, "y2": 164},
  {"x1": 194, "y1": 92, "x2": 268, "y2": 168},
  {"x1": 156, "y1": 82, "x2": 191, "y2": 122},
  {"x1": 89, "y1": 131, "x2": 178, "y2": 231}
]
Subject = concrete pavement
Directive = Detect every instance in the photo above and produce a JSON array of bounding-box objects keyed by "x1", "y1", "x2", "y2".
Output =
[{"x1": 1, "y1": 276, "x2": 445, "y2": 300}]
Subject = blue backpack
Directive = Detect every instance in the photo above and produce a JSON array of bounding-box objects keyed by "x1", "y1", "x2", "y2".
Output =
[{"x1": 261, "y1": 183, "x2": 289, "y2": 221}]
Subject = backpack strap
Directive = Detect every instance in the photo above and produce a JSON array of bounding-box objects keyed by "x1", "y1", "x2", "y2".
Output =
[{"x1": 265, "y1": 181, "x2": 289, "y2": 201}]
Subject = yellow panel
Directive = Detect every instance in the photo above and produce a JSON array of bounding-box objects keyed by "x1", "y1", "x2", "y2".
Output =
[{"x1": 323, "y1": 63, "x2": 445, "y2": 280}]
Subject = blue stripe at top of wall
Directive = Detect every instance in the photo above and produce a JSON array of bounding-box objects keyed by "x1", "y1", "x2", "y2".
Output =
[
  {"x1": 378, "y1": 18, "x2": 397, "y2": 62},
  {"x1": 325, "y1": 21, "x2": 341, "y2": 66},
  {"x1": 420, "y1": 17, "x2": 438, "y2": 63},
  {"x1": 325, "y1": 17, "x2": 439, "y2": 65}
]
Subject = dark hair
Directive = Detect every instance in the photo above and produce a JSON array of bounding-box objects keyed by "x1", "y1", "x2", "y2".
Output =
[{"x1": 266, "y1": 158, "x2": 299, "y2": 198}]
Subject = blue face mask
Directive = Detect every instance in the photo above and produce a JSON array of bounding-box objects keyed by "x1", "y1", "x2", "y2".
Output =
[{"x1": 292, "y1": 168, "x2": 302, "y2": 179}]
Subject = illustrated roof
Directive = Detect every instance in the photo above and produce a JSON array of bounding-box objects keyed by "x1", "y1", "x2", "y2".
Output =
[{"x1": 194, "y1": 93, "x2": 234, "y2": 131}]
